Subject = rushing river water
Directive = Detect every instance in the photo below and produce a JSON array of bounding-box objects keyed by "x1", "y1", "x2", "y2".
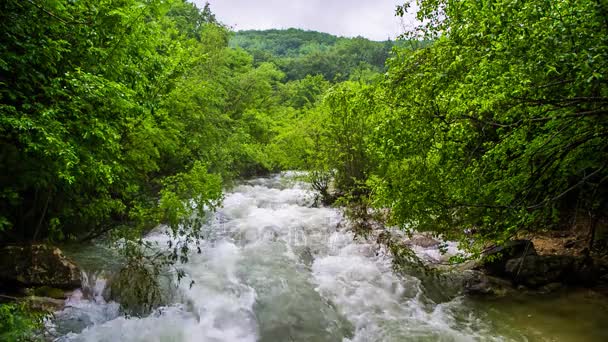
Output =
[{"x1": 51, "y1": 173, "x2": 608, "y2": 342}]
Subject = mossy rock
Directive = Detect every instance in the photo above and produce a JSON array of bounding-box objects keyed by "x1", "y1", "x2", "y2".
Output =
[
  {"x1": 0, "y1": 244, "x2": 81, "y2": 289},
  {"x1": 25, "y1": 296, "x2": 65, "y2": 312},
  {"x1": 104, "y1": 264, "x2": 167, "y2": 316},
  {"x1": 33, "y1": 286, "x2": 66, "y2": 299}
]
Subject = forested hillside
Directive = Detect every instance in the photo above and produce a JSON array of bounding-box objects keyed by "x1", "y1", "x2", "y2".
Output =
[
  {"x1": 231, "y1": 29, "x2": 342, "y2": 57},
  {"x1": 231, "y1": 28, "x2": 394, "y2": 81}
]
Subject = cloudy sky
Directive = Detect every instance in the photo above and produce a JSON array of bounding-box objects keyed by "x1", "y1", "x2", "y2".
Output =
[{"x1": 193, "y1": 0, "x2": 417, "y2": 41}]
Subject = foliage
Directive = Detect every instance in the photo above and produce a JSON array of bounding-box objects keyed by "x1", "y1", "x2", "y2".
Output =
[
  {"x1": 263, "y1": 0, "x2": 608, "y2": 257},
  {"x1": 367, "y1": 0, "x2": 608, "y2": 251},
  {"x1": 4, "y1": 0, "x2": 605, "y2": 322},
  {"x1": 319, "y1": 82, "x2": 378, "y2": 193},
  {"x1": 231, "y1": 29, "x2": 394, "y2": 81},
  {"x1": 0, "y1": 0, "x2": 292, "y2": 246},
  {"x1": 230, "y1": 28, "x2": 340, "y2": 58},
  {"x1": 0, "y1": 303, "x2": 44, "y2": 342}
]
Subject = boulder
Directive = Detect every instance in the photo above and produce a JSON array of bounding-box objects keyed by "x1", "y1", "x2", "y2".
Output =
[
  {"x1": 33, "y1": 286, "x2": 67, "y2": 299},
  {"x1": 504, "y1": 255, "x2": 573, "y2": 287},
  {"x1": 462, "y1": 270, "x2": 513, "y2": 296},
  {"x1": 406, "y1": 235, "x2": 441, "y2": 248},
  {"x1": 26, "y1": 296, "x2": 65, "y2": 312},
  {"x1": 104, "y1": 263, "x2": 165, "y2": 316},
  {"x1": 0, "y1": 245, "x2": 81, "y2": 289},
  {"x1": 504, "y1": 255, "x2": 597, "y2": 288},
  {"x1": 480, "y1": 240, "x2": 537, "y2": 276}
]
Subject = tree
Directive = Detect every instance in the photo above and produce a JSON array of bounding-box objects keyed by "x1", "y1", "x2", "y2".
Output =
[{"x1": 367, "y1": 0, "x2": 608, "y2": 251}]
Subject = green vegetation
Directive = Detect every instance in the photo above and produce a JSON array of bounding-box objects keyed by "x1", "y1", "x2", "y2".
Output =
[
  {"x1": 1, "y1": 0, "x2": 607, "y2": 335},
  {"x1": 387, "y1": 0, "x2": 608, "y2": 253},
  {"x1": 0, "y1": 302, "x2": 43, "y2": 341},
  {"x1": 284, "y1": 0, "x2": 608, "y2": 255},
  {"x1": 0, "y1": 0, "x2": 292, "y2": 246},
  {"x1": 231, "y1": 28, "x2": 395, "y2": 81},
  {"x1": 2, "y1": 0, "x2": 606, "y2": 261}
]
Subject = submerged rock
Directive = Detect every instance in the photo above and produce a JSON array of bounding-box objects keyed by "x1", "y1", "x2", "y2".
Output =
[
  {"x1": 0, "y1": 244, "x2": 81, "y2": 289},
  {"x1": 298, "y1": 246, "x2": 314, "y2": 266},
  {"x1": 538, "y1": 282, "x2": 563, "y2": 294}
]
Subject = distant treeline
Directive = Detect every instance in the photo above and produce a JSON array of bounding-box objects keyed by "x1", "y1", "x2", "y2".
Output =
[{"x1": 230, "y1": 28, "x2": 397, "y2": 81}]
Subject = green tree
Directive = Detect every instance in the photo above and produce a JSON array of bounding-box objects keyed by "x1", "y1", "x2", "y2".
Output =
[{"x1": 368, "y1": 0, "x2": 608, "y2": 251}]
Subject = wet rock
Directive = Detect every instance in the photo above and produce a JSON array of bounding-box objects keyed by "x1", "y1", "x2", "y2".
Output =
[
  {"x1": 26, "y1": 296, "x2": 65, "y2": 312},
  {"x1": 572, "y1": 256, "x2": 599, "y2": 285},
  {"x1": 406, "y1": 235, "x2": 441, "y2": 248},
  {"x1": 298, "y1": 247, "x2": 314, "y2": 266},
  {"x1": 33, "y1": 286, "x2": 67, "y2": 299},
  {"x1": 104, "y1": 264, "x2": 165, "y2": 316},
  {"x1": 0, "y1": 244, "x2": 81, "y2": 289},
  {"x1": 462, "y1": 270, "x2": 513, "y2": 296},
  {"x1": 538, "y1": 282, "x2": 563, "y2": 293},
  {"x1": 480, "y1": 240, "x2": 537, "y2": 276},
  {"x1": 504, "y1": 255, "x2": 597, "y2": 288}
]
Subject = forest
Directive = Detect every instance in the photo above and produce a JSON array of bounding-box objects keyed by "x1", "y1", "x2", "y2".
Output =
[{"x1": 1, "y1": 0, "x2": 607, "y2": 340}]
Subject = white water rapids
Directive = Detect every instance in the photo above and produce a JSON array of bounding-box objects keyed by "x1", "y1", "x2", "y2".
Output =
[{"x1": 51, "y1": 173, "x2": 508, "y2": 341}]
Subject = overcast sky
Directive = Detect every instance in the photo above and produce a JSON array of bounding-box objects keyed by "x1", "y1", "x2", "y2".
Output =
[{"x1": 193, "y1": 0, "x2": 417, "y2": 41}]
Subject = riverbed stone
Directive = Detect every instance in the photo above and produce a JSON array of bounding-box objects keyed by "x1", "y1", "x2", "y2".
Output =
[
  {"x1": 0, "y1": 244, "x2": 81, "y2": 289},
  {"x1": 406, "y1": 235, "x2": 441, "y2": 248},
  {"x1": 480, "y1": 240, "x2": 537, "y2": 276},
  {"x1": 33, "y1": 286, "x2": 67, "y2": 299},
  {"x1": 462, "y1": 270, "x2": 513, "y2": 296},
  {"x1": 538, "y1": 282, "x2": 563, "y2": 293},
  {"x1": 26, "y1": 295, "x2": 65, "y2": 312},
  {"x1": 504, "y1": 255, "x2": 582, "y2": 288},
  {"x1": 104, "y1": 264, "x2": 165, "y2": 316}
]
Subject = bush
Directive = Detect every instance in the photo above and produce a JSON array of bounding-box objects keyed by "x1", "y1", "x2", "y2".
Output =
[{"x1": 0, "y1": 303, "x2": 44, "y2": 342}]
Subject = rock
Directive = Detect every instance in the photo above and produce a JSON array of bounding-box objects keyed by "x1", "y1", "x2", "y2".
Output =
[
  {"x1": 105, "y1": 264, "x2": 165, "y2": 316},
  {"x1": 462, "y1": 270, "x2": 513, "y2": 296},
  {"x1": 33, "y1": 286, "x2": 67, "y2": 299},
  {"x1": 571, "y1": 256, "x2": 598, "y2": 285},
  {"x1": 26, "y1": 296, "x2": 65, "y2": 312},
  {"x1": 600, "y1": 273, "x2": 608, "y2": 285},
  {"x1": 539, "y1": 282, "x2": 563, "y2": 293},
  {"x1": 505, "y1": 255, "x2": 577, "y2": 288},
  {"x1": 0, "y1": 245, "x2": 81, "y2": 289},
  {"x1": 480, "y1": 240, "x2": 537, "y2": 276},
  {"x1": 298, "y1": 247, "x2": 314, "y2": 266},
  {"x1": 406, "y1": 235, "x2": 441, "y2": 248}
]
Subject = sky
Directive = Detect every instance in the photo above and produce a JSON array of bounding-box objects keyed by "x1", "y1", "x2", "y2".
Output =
[{"x1": 193, "y1": 0, "x2": 418, "y2": 41}]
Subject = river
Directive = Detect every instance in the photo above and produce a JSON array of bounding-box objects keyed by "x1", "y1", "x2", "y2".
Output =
[{"x1": 50, "y1": 173, "x2": 608, "y2": 341}]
